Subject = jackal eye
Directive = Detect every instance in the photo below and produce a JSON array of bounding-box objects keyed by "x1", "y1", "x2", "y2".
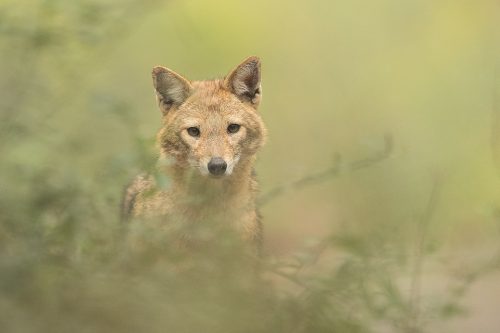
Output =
[
  {"x1": 227, "y1": 124, "x2": 240, "y2": 134},
  {"x1": 187, "y1": 127, "x2": 200, "y2": 137}
]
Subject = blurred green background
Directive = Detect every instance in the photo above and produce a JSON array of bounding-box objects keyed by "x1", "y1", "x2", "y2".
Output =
[{"x1": 1, "y1": 0, "x2": 500, "y2": 332}]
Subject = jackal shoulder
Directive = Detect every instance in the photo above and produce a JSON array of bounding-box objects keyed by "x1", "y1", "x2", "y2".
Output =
[{"x1": 120, "y1": 173, "x2": 154, "y2": 222}]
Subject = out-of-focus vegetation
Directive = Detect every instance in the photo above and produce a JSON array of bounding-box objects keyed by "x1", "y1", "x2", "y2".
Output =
[{"x1": 1, "y1": 0, "x2": 500, "y2": 332}]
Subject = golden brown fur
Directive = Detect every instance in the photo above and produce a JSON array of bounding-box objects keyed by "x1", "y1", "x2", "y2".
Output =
[{"x1": 122, "y1": 57, "x2": 266, "y2": 250}]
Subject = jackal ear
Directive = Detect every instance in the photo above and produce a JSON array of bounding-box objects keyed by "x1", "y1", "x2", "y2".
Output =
[
  {"x1": 224, "y1": 56, "x2": 261, "y2": 108},
  {"x1": 152, "y1": 66, "x2": 192, "y2": 114}
]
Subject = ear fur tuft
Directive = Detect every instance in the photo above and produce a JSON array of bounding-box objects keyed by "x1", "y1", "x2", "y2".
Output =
[
  {"x1": 152, "y1": 66, "x2": 192, "y2": 113},
  {"x1": 224, "y1": 56, "x2": 262, "y2": 107}
]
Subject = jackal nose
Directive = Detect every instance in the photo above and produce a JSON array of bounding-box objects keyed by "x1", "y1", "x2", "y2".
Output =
[{"x1": 207, "y1": 157, "x2": 227, "y2": 176}]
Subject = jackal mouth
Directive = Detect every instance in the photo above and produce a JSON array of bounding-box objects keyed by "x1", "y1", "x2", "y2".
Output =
[{"x1": 208, "y1": 173, "x2": 226, "y2": 179}]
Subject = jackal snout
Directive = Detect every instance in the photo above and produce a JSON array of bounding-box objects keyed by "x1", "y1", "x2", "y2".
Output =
[{"x1": 195, "y1": 134, "x2": 243, "y2": 177}]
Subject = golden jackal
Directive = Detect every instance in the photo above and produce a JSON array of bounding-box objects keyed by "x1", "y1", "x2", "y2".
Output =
[{"x1": 122, "y1": 57, "x2": 267, "y2": 250}]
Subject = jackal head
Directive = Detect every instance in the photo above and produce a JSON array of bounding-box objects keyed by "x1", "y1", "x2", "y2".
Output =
[{"x1": 152, "y1": 57, "x2": 266, "y2": 178}]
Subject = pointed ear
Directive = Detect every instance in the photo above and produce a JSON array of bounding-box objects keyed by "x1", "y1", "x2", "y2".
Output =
[
  {"x1": 224, "y1": 56, "x2": 262, "y2": 107},
  {"x1": 152, "y1": 66, "x2": 192, "y2": 114}
]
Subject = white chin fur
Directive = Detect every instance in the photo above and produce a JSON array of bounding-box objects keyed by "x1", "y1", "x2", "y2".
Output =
[
  {"x1": 225, "y1": 155, "x2": 240, "y2": 175},
  {"x1": 198, "y1": 164, "x2": 210, "y2": 176}
]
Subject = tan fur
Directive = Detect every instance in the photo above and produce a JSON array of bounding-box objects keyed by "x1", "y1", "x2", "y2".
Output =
[{"x1": 122, "y1": 57, "x2": 267, "y2": 251}]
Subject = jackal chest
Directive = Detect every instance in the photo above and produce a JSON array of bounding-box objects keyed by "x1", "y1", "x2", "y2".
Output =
[{"x1": 134, "y1": 189, "x2": 255, "y2": 229}]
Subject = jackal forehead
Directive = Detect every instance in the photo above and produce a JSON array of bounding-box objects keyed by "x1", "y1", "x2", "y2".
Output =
[
  {"x1": 190, "y1": 79, "x2": 225, "y2": 92},
  {"x1": 176, "y1": 89, "x2": 248, "y2": 119},
  {"x1": 187, "y1": 84, "x2": 236, "y2": 108},
  {"x1": 180, "y1": 113, "x2": 244, "y2": 125}
]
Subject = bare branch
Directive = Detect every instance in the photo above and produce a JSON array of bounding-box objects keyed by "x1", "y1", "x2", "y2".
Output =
[
  {"x1": 406, "y1": 177, "x2": 442, "y2": 333},
  {"x1": 258, "y1": 134, "x2": 393, "y2": 207},
  {"x1": 491, "y1": 63, "x2": 500, "y2": 176}
]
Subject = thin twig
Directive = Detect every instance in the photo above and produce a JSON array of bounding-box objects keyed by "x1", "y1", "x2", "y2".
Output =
[
  {"x1": 258, "y1": 134, "x2": 393, "y2": 207},
  {"x1": 406, "y1": 177, "x2": 442, "y2": 333},
  {"x1": 491, "y1": 63, "x2": 500, "y2": 175},
  {"x1": 267, "y1": 266, "x2": 309, "y2": 289}
]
